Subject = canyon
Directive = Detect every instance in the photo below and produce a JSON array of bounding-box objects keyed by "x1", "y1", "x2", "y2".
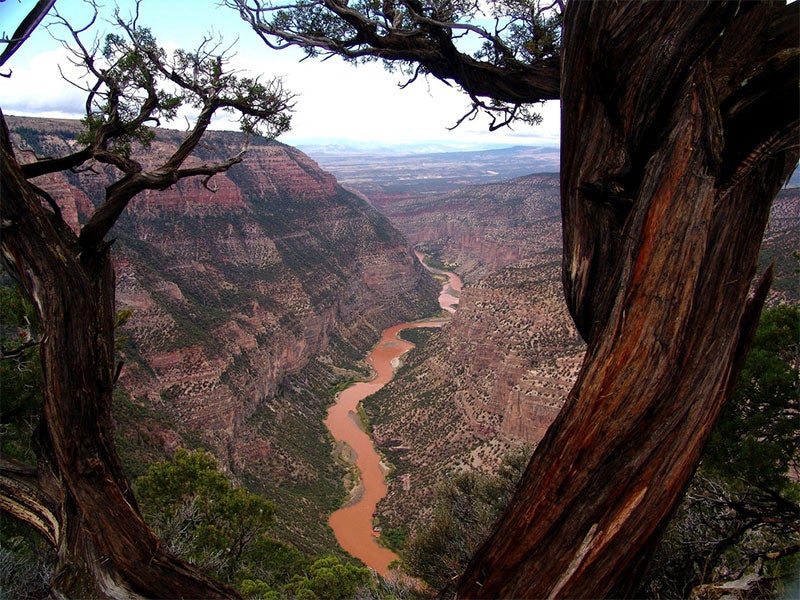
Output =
[
  {"x1": 7, "y1": 116, "x2": 439, "y2": 552},
  {"x1": 329, "y1": 153, "x2": 799, "y2": 538},
  {"x1": 6, "y1": 115, "x2": 798, "y2": 564}
]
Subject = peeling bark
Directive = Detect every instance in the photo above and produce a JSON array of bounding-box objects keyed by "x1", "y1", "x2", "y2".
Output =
[
  {"x1": 0, "y1": 455, "x2": 61, "y2": 548},
  {"x1": 458, "y1": 2, "x2": 798, "y2": 597}
]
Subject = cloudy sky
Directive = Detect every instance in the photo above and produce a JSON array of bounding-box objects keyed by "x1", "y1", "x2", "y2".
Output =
[{"x1": 0, "y1": 0, "x2": 560, "y2": 150}]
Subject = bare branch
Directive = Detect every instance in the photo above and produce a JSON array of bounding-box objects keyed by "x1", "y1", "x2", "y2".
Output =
[
  {"x1": 399, "y1": 0, "x2": 514, "y2": 59},
  {"x1": 398, "y1": 63, "x2": 426, "y2": 89},
  {"x1": 21, "y1": 147, "x2": 93, "y2": 179},
  {"x1": 447, "y1": 102, "x2": 479, "y2": 130},
  {"x1": 28, "y1": 182, "x2": 62, "y2": 219},
  {"x1": 448, "y1": 93, "x2": 543, "y2": 132},
  {"x1": 0, "y1": 338, "x2": 40, "y2": 359},
  {"x1": 0, "y1": 0, "x2": 57, "y2": 67},
  {"x1": 176, "y1": 150, "x2": 248, "y2": 183},
  {"x1": 30, "y1": 4, "x2": 292, "y2": 252}
]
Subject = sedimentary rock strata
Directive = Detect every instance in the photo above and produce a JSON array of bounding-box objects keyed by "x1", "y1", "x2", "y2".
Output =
[{"x1": 9, "y1": 116, "x2": 438, "y2": 551}]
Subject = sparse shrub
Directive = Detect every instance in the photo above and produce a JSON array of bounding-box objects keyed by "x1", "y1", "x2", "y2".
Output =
[
  {"x1": 0, "y1": 277, "x2": 43, "y2": 462},
  {"x1": 246, "y1": 555, "x2": 374, "y2": 599},
  {"x1": 639, "y1": 305, "x2": 800, "y2": 598},
  {"x1": 134, "y1": 450, "x2": 394, "y2": 598},
  {"x1": 404, "y1": 448, "x2": 529, "y2": 593},
  {"x1": 0, "y1": 517, "x2": 54, "y2": 600}
]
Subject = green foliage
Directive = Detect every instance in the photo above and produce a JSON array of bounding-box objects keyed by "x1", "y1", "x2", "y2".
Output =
[
  {"x1": 231, "y1": 0, "x2": 562, "y2": 128},
  {"x1": 0, "y1": 280, "x2": 42, "y2": 462},
  {"x1": 240, "y1": 578, "x2": 275, "y2": 599},
  {"x1": 414, "y1": 246, "x2": 452, "y2": 272},
  {"x1": 704, "y1": 304, "x2": 799, "y2": 490},
  {"x1": 0, "y1": 515, "x2": 54, "y2": 600},
  {"x1": 136, "y1": 448, "x2": 228, "y2": 509},
  {"x1": 379, "y1": 528, "x2": 407, "y2": 553},
  {"x1": 248, "y1": 555, "x2": 373, "y2": 600},
  {"x1": 135, "y1": 449, "x2": 277, "y2": 582},
  {"x1": 404, "y1": 448, "x2": 529, "y2": 592},
  {"x1": 113, "y1": 307, "x2": 134, "y2": 352},
  {"x1": 133, "y1": 450, "x2": 386, "y2": 597},
  {"x1": 329, "y1": 377, "x2": 357, "y2": 397},
  {"x1": 238, "y1": 537, "x2": 307, "y2": 588},
  {"x1": 0, "y1": 279, "x2": 53, "y2": 593},
  {"x1": 0, "y1": 276, "x2": 38, "y2": 333},
  {"x1": 477, "y1": 0, "x2": 562, "y2": 64},
  {"x1": 75, "y1": 25, "x2": 176, "y2": 155},
  {"x1": 253, "y1": 0, "x2": 562, "y2": 68},
  {"x1": 640, "y1": 475, "x2": 800, "y2": 600},
  {"x1": 62, "y1": 4, "x2": 292, "y2": 162},
  {"x1": 396, "y1": 327, "x2": 438, "y2": 346}
]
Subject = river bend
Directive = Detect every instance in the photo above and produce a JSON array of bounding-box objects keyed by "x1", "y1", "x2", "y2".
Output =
[{"x1": 324, "y1": 257, "x2": 462, "y2": 573}]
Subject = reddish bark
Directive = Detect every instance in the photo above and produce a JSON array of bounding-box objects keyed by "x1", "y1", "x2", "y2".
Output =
[{"x1": 457, "y1": 1, "x2": 798, "y2": 597}]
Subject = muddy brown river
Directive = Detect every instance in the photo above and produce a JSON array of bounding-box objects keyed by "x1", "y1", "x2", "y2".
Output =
[{"x1": 324, "y1": 257, "x2": 462, "y2": 573}]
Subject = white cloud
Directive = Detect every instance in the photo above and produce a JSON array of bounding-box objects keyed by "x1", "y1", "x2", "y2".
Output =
[
  {"x1": 1, "y1": 47, "x2": 88, "y2": 118},
  {"x1": 229, "y1": 49, "x2": 560, "y2": 146},
  {"x1": 1, "y1": 1, "x2": 561, "y2": 150}
]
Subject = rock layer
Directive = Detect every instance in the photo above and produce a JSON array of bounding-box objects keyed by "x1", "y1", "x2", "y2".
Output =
[
  {"x1": 378, "y1": 173, "x2": 561, "y2": 282},
  {"x1": 8, "y1": 116, "x2": 438, "y2": 551},
  {"x1": 364, "y1": 256, "x2": 585, "y2": 531}
]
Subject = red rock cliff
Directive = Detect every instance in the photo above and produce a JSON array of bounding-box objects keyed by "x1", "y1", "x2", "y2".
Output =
[{"x1": 8, "y1": 116, "x2": 439, "y2": 552}]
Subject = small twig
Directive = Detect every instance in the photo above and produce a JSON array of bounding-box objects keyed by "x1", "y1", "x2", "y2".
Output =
[
  {"x1": 1, "y1": 339, "x2": 40, "y2": 359},
  {"x1": 113, "y1": 360, "x2": 124, "y2": 384}
]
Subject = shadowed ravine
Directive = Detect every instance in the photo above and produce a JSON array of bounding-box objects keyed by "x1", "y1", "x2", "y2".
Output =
[{"x1": 324, "y1": 256, "x2": 462, "y2": 573}]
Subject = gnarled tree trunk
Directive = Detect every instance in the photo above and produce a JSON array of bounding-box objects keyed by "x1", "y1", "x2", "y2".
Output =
[
  {"x1": 0, "y1": 121, "x2": 240, "y2": 598},
  {"x1": 458, "y1": 1, "x2": 798, "y2": 597}
]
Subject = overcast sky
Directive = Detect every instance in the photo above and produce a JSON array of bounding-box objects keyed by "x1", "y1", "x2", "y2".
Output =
[{"x1": 0, "y1": 0, "x2": 560, "y2": 150}]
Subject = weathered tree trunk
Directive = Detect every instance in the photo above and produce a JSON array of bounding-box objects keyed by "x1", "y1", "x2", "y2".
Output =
[
  {"x1": 457, "y1": 2, "x2": 798, "y2": 598},
  {"x1": 1, "y1": 122, "x2": 240, "y2": 598}
]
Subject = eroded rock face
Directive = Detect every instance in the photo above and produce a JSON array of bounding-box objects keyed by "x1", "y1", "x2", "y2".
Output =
[
  {"x1": 445, "y1": 258, "x2": 584, "y2": 442},
  {"x1": 762, "y1": 186, "x2": 800, "y2": 304},
  {"x1": 350, "y1": 173, "x2": 582, "y2": 532},
  {"x1": 364, "y1": 256, "x2": 585, "y2": 531},
  {"x1": 109, "y1": 139, "x2": 437, "y2": 457},
  {"x1": 378, "y1": 173, "x2": 562, "y2": 282},
  {"x1": 9, "y1": 116, "x2": 438, "y2": 551}
]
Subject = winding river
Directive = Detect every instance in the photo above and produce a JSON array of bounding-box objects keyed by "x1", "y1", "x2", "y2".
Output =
[{"x1": 324, "y1": 255, "x2": 462, "y2": 574}]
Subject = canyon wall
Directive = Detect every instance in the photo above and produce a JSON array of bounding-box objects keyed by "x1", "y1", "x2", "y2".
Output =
[
  {"x1": 355, "y1": 172, "x2": 577, "y2": 533},
  {"x1": 377, "y1": 173, "x2": 561, "y2": 282},
  {"x1": 359, "y1": 170, "x2": 798, "y2": 536},
  {"x1": 364, "y1": 255, "x2": 585, "y2": 531},
  {"x1": 8, "y1": 116, "x2": 439, "y2": 551}
]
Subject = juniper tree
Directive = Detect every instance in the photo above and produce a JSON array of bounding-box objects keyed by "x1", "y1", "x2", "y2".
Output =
[{"x1": 0, "y1": 2, "x2": 292, "y2": 596}]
